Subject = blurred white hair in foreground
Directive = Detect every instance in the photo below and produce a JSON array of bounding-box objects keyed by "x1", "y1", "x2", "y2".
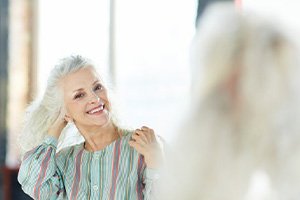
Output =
[{"x1": 160, "y1": 2, "x2": 300, "y2": 200}]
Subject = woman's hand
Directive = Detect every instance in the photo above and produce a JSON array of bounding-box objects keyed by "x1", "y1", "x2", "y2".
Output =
[
  {"x1": 129, "y1": 126, "x2": 164, "y2": 169},
  {"x1": 48, "y1": 109, "x2": 68, "y2": 139}
]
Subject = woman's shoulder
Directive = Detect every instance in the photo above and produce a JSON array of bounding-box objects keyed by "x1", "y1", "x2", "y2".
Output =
[{"x1": 120, "y1": 129, "x2": 134, "y2": 140}]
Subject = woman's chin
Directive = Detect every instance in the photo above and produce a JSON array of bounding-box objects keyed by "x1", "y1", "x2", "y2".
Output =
[{"x1": 91, "y1": 115, "x2": 110, "y2": 126}]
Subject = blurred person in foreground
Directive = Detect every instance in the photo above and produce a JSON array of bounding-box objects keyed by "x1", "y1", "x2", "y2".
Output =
[
  {"x1": 18, "y1": 55, "x2": 163, "y2": 199},
  {"x1": 161, "y1": 2, "x2": 300, "y2": 200}
]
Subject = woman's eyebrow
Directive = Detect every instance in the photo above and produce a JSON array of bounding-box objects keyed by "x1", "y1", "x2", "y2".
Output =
[
  {"x1": 72, "y1": 88, "x2": 84, "y2": 94},
  {"x1": 72, "y1": 80, "x2": 100, "y2": 93},
  {"x1": 92, "y1": 80, "x2": 100, "y2": 85}
]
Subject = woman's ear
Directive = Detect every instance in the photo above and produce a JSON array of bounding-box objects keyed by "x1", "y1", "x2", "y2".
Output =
[
  {"x1": 61, "y1": 105, "x2": 73, "y2": 122},
  {"x1": 64, "y1": 114, "x2": 73, "y2": 123}
]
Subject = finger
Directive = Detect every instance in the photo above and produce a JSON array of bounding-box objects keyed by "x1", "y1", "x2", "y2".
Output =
[
  {"x1": 58, "y1": 106, "x2": 67, "y2": 120},
  {"x1": 148, "y1": 128, "x2": 156, "y2": 141},
  {"x1": 141, "y1": 126, "x2": 149, "y2": 130},
  {"x1": 138, "y1": 131, "x2": 152, "y2": 143},
  {"x1": 141, "y1": 127, "x2": 155, "y2": 143},
  {"x1": 135, "y1": 129, "x2": 149, "y2": 143},
  {"x1": 142, "y1": 129, "x2": 154, "y2": 142},
  {"x1": 54, "y1": 111, "x2": 68, "y2": 126},
  {"x1": 149, "y1": 132, "x2": 157, "y2": 143},
  {"x1": 128, "y1": 140, "x2": 144, "y2": 154},
  {"x1": 132, "y1": 133, "x2": 147, "y2": 146}
]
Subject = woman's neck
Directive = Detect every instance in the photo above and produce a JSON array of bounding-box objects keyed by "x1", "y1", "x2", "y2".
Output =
[{"x1": 78, "y1": 122, "x2": 120, "y2": 152}]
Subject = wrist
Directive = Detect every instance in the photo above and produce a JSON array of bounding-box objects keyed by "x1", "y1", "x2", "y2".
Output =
[
  {"x1": 44, "y1": 135, "x2": 58, "y2": 147},
  {"x1": 47, "y1": 127, "x2": 63, "y2": 139},
  {"x1": 144, "y1": 151, "x2": 164, "y2": 169},
  {"x1": 48, "y1": 122, "x2": 67, "y2": 139}
]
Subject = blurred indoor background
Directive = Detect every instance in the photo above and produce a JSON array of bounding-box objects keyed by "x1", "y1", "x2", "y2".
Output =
[{"x1": 0, "y1": 0, "x2": 299, "y2": 199}]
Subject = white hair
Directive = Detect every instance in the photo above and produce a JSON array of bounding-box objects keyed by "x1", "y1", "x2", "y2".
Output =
[
  {"x1": 161, "y1": 2, "x2": 300, "y2": 200},
  {"x1": 19, "y1": 55, "x2": 115, "y2": 155}
]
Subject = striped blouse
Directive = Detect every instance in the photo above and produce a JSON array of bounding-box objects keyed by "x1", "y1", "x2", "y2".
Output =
[{"x1": 18, "y1": 130, "x2": 159, "y2": 200}]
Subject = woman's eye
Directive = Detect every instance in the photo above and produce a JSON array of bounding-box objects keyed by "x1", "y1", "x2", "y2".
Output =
[
  {"x1": 94, "y1": 84, "x2": 103, "y2": 91},
  {"x1": 74, "y1": 93, "x2": 84, "y2": 99}
]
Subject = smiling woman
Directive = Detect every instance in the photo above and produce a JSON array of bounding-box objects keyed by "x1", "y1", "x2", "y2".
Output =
[{"x1": 17, "y1": 55, "x2": 163, "y2": 199}]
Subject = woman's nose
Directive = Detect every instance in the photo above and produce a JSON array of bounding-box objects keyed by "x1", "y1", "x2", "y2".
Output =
[{"x1": 89, "y1": 92, "x2": 100, "y2": 104}]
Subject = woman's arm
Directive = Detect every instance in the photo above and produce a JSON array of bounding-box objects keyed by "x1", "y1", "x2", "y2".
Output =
[
  {"x1": 129, "y1": 126, "x2": 164, "y2": 199},
  {"x1": 18, "y1": 136, "x2": 65, "y2": 199},
  {"x1": 128, "y1": 126, "x2": 164, "y2": 168}
]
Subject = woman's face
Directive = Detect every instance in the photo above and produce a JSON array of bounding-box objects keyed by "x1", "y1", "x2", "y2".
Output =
[{"x1": 62, "y1": 66, "x2": 111, "y2": 129}]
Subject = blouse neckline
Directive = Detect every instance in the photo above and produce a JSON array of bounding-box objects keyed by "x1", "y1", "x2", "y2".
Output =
[
  {"x1": 80, "y1": 129, "x2": 128, "y2": 154},
  {"x1": 81, "y1": 136, "x2": 122, "y2": 154}
]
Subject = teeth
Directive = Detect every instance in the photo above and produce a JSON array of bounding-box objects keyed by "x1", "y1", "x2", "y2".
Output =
[{"x1": 88, "y1": 105, "x2": 104, "y2": 114}]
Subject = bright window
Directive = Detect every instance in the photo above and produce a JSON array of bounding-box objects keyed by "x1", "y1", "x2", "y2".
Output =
[
  {"x1": 37, "y1": 0, "x2": 196, "y2": 142},
  {"x1": 37, "y1": 0, "x2": 110, "y2": 96}
]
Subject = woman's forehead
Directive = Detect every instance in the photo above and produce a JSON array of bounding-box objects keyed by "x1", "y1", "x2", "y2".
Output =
[{"x1": 62, "y1": 67, "x2": 102, "y2": 91}]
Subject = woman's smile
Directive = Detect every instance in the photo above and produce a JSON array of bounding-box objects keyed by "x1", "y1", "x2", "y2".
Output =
[{"x1": 86, "y1": 103, "x2": 105, "y2": 115}]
